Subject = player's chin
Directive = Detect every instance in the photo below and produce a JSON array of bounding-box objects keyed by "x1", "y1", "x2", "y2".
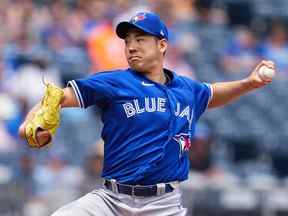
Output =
[{"x1": 129, "y1": 62, "x2": 145, "y2": 73}]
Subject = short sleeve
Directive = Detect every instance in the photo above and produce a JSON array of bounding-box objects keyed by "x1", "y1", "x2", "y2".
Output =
[
  {"x1": 68, "y1": 72, "x2": 117, "y2": 108},
  {"x1": 194, "y1": 82, "x2": 213, "y2": 120}
]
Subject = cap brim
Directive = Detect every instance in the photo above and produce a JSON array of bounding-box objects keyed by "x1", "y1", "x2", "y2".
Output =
[
  {"x1": 116, "y1": 21, "x2": 161, "y2": 39},
  {"x1": 116, "y1": 22, "x2": 135, "y2": 39}
]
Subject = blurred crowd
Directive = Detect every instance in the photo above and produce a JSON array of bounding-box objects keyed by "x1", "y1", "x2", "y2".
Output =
[{"x1": 0, "y1": 0, "x2": 288, "y2": 215}]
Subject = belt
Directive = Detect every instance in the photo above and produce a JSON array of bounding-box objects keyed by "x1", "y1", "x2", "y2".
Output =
[{"x1": 103, "y1": 179, "x2": 175, "y2": 197}]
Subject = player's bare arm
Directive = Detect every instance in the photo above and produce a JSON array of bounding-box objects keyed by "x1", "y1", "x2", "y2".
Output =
[
  {"x1": 61, "y1": 87, "x2": 79, "y2": 108},
  {"x1": 18, "y1": 86, "x2": 78, "y2": 146},
  {"x1": 208, "y1": 60, "x2": 275, "y2": 108}
]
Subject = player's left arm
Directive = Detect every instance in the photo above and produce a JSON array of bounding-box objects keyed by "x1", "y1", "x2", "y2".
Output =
[{"x1": 208, "y1": 60, "x2": 275, "y2": 108}]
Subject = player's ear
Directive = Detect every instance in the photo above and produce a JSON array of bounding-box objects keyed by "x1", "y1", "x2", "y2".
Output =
[{"x1": 158, "y1": 38, "x2": 168, "y2": 55}]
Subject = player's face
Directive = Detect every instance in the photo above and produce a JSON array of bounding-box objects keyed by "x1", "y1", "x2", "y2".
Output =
[{"x1": 124, "y1": 28, "x2": 167, "y2": 73}]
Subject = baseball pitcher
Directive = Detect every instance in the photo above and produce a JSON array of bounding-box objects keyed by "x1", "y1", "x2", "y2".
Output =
[{"x1": 19, "y1": 12, "x2": 275, "y2": 216}]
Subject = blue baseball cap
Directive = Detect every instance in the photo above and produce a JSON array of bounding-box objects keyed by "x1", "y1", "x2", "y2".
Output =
[{"x1": 116, "y1": 12, "x2": 169, "y2": 41}]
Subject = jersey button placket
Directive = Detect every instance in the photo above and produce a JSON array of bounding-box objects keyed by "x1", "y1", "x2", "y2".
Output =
[{"x1": 159, "y1": 85, "x2": 176, "y2": 139}]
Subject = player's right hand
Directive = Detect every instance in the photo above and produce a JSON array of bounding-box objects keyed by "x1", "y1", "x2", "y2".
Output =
[
  {"x1": 23, "y1": 83, "x2": 63, "y2": 149},
  {"x1": 18, "y1": 124, "x2": 26, "y2": 139},
  {"x1": 19, "y1": 124, "x2": 51, "y2": 147},
  {"x1": 35, "y1": 128, "x2": 52, "y2": 147}
]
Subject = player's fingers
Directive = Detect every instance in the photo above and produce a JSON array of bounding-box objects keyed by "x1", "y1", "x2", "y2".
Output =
[
  {"x1": 36, "y1": 128, "x2": 51, "y2": 147},
  {"x1": 254, "y1": 60, "x2": 267, "y2": 71},
  {"x1": 262, "y1": 60, "x2": 275, "y2": 69},
  {"x1": 266, "y1": 60, "x2": 275, "y2": 66},
  {"x1": 263, "y1": 79, "x2": 273, "y2": 84}
]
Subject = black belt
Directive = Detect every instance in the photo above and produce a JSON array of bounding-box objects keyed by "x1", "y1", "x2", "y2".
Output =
[{"x1": 104, "y1": 180, "x2": 174, "y2": 197}]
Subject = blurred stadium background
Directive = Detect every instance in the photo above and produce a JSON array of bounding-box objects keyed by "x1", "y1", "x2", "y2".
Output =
[{"x1": 0, "y1": 0, "x2": 288, "y2": 215}]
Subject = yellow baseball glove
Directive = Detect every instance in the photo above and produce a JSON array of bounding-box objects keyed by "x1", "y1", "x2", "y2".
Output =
[{"x1": 25, "y1": 83, "x2": 64, "y2": 149}]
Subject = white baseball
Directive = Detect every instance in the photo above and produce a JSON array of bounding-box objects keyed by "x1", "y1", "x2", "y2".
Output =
[{"x1": 258, "y1": 66, "x2": 275, "y2": 80}]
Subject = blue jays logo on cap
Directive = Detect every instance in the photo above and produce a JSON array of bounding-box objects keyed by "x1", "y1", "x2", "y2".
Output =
[
  {"x1": 131, "y1": 13, "x2": 146, "y2": 24},
  {"x1": 116, "y1": 12, "x2": 169, "y2": 40}
]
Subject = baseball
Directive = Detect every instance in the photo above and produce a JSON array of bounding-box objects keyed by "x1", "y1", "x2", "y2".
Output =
[{"x1": 258, "y1": 66, "x2": 275, "y2": 80}]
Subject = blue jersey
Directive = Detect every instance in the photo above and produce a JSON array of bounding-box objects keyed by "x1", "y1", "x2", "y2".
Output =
[{"x1": 68, "y1": 68, "x2": 212, "y2": 185}]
